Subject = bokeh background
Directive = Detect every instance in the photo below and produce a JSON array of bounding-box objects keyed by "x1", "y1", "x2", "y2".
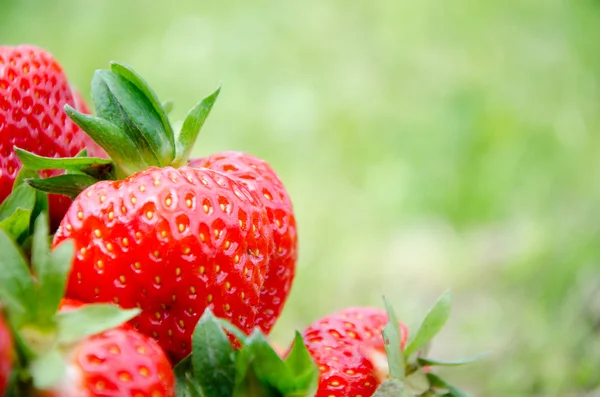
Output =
[{"x1": 2, "y1": 0, "x2": 600, "y2": 395}]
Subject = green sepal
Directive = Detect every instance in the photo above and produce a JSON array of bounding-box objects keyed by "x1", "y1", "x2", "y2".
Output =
[
  {"x1": 162, "y1": 100, "x2": 174, "y2": 115},
  {"x1": 65, "y1": 105, "x2": 150, "y2": 178},
  {"x1": 217, "y1": 318, "x2": 249, "y2": 345},
  {"x1": 14, "y1": 147, "x2": 112, "y2": 177},
  {"x1": 0, "y1": 226, "x2": 37, "y2": 326},
  {"x1": 25, "y1": 174, "x2": 99, "y2": 199},
  {"x1": 0, "y1": 182, "x2": 36, "y2": 242},
  {"x1": 417, "y1": 354, "x2": 488, "y2": 367},
  {"x1": 29, "y1": 347, "x2": 65, "y2": 390},
  {"x1": 373, "y1": 379, "x2": 409, "y2": 397},
  {"x1": 32, "y1": 214, "x2": 74, "y2": 327},
  {"x1": 54, "y1": 304, "x2": 141, "y2": 344},
  {"x1": 382, "y1": 296, "x2": 406, "y2": 380},
  {"x1": 174, "y1": 356, "x2": 205, "y2": 397},
  {"x1": 190, "y1": 309, "x2": 236, "y2": 397},
  {"x1": 426, "y1": 373, "x2": 469, "y2": 397},
  {"x1": 404, "y1": 291, "x2": 452, "y2": 358},
  {"x1": 233, "y1": 330, "x2": 318, "y2": 397},
  {"x1": 173, "y1": 86, "x2": 220, "y2": 166},
  {"x1": 92, "y1": 68, "x2": 173, "y2": 167},
  {"x1": 110, "y1": 62, "x2": 176, "y2": 154}
]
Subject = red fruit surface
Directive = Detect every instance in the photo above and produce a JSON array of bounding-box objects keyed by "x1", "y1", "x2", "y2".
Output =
[
  {"x1": 48, "y1": 299, "x2": 174, "y2": 397},
  {"x1": 71, "y1": 88, "x2": 108, "y2": 159},
  {"x1": 302, "y1": 307, "x2": 409, "y2": 397},
  {"x1": 0, "y1": 315, "x2": 12, "y2": 395},
  {"x1": 53, "y1": 166, "x2": 273, "y2": 363},
  {"x1": 191, "y1": 151, "x2": 297, "y2": 334},
  {"x1": 0, "y1": 45, "x2": 97, "y2": 230}
]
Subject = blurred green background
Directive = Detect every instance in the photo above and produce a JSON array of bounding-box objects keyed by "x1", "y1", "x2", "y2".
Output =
[{"x1": 2, "y1": 0, "x2": 600, "y2": 395}]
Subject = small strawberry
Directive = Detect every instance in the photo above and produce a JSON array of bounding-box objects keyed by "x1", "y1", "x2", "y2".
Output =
[
  {"x1": 302, "y1": 307, "x2": 409, "y2": 397},
  {"x1": 0, "y1": 45, "x2": 105, "y2": 230},
  {"x1": 0, "y1": 314, "x2": 13, "y2": 395},
  {"x1": 45, "y1": 299, "x2": 175, "y2": 397},
  {"x1": 190, "y1": 151, "x2": 297, "y2": 334},
  {"x1": 0, "y1": 211, "x2": 173, "y2": 397},
  {"x1": 19, "y1": 62, "x2": 277, "y2": 363},
  {"x1": 300, "y1": 295, "x2": 483, "y2": 397}
]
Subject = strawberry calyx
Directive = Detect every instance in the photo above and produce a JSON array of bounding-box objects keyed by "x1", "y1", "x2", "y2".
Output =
[
  {"x1": 373, "y1": 292, "x2": 486, "y2": 397},
  {"x1": 174, "y1": 310, "x2": 319, "y2": 397},
  {"x1": 0, "y1": 211, "x2": 140, "y2": 393},
  {"x1": 14, "y1": 62, "x2": 220, "y2": 197}
]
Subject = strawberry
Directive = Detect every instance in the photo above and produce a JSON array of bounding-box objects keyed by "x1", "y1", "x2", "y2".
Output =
[
  {"x1": 302, "y1": 307, "x2": 409, "y2": 397},
  {"x1": 18, "y1": 62, "x2": 280, "y2": 363},
  {"x1": 190, "y1": 151, "x2": 297, "y2": 334},
  {"x1": 45, "y1": 299, "x2": 175, "y2": 397},
  {"x1": 54, "y1": 165, "x2": 272, "y2": 363},
  {"x1": 0, "y1": 314, "x2": 13, "y2": 395},
  {"x1": 0, "y1": 45, "x2": 104, "y2": 230}
]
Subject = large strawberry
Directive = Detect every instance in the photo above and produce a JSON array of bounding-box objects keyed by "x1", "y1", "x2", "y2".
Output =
[
  {"x1": 301, "y1": 295, "x2": 484, "y2": 397},
  {"x1": 190, "y1": 151, "x2": 297, "y2": 334},
  {"x1": 17, "y1": 62, "x2": 277, "y2": 363},
  {"x1": 0, "y1": 314, "x2": 12, "y2": 396},
  {"x1": 0, "y1": 45, "x2": 104, "y2": 230},
  {"x1": 0, "y1": 211, "x2": 174, "y2": 396}
]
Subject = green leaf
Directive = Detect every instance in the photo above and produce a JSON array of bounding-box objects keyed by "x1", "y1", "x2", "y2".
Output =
[
  {"x1": 0, "y1": 183, "x2": 35, "y2": 222},
  {"x1": 191, "y1": 310, "x2": 236, "y2": 397},
  {"x1": 30, "y1": 347, "x2": 66, "y2": 389},
  {"x1": 65, "y1": 104, "x2": 149, "y2": 178},
  {"x1": 92, "y1": 69, "x2": 174, "y2": 167},
  {"x1": 404, "y1": 291, "x2": 452, "y2": 358},
  {"x1": 25, "y1": 174, "x2": 99, "y2": 199},
  {"x1": 0, "y1": 227, "x2": 36, "y2": 325},
  {"x1": 162, "y1": 99, "x2": 174, "y2": 115},
  {"x1": 232, "y1": 362, "x2": 279, "y2": 397},
  {"x1": 33, "y1": 215, "x2": 74, "y2": 327},
  {"x1": 404, "y1": 370, "x2": 430, "y2": 395},
  {"x1": 174, "y1": 356, "x2": 206, "y2": 397},
  {"x1": 284, "y1": 332, "x2": 319, "y2": 395},
  {"x1": 373, "y1": 379, "x2": 408, "y2": 397},
  {"x1": 173, "y1": 86, "x2": 220, "y2": 166},
  {"x1": 382, "y1": 296, "x2": 406, "y2": 380},
  {"x1": 0, "y1": 208, "x2": 32, "y2": 243},
  {"x1": 110, "y1": 62, "x2": 176, "y2": 153},
  {"x1": 426, "y1": 373, "x2": 469, "y2": 397},
  {"x1": 55, "y1": 304, "x2": 140, "y2": 344},
  {"x1": 13, "y1": 167, "x2": 50, "y2": 230},
  {"x1": 14, "y1": 147, "x2": 112, "y2": 175},
  {"x1": 417, "y1": 353, "x2": 488, "y2": 367}
]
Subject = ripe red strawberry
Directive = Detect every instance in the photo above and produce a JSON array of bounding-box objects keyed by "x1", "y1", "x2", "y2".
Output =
[
  {"x1": 190, "y1": 151, "x2": 297, "y2": 334},
  {"x1": 41, "y1": 299, "x2": 175, "y2": 397},
  {"x1": 302, "y1": 307, "x2": 409, "y2": 397},
  {"x1": 0, "y1": 45, "x2": 103, "y2": 230},
  {"x1": 53, "y1": 166, "x2": 272, "y2": 363},
  {"x1": 0, "y1": 314, "x2": 13, "y2": 395}
]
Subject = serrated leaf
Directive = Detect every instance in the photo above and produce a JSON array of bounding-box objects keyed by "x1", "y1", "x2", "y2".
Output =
[
  {"x1": 373, "y1": 379, "x2": 409, "y2": 397},
  {"x1": 426, "y1": 373, "x2": 469, "y2": 397},
  {"x1": 174, "y1": 86, "x2": 220, "y2": 165},
  {"x1": 382, "y1": 296, "x2": 405, "y2": 380},
  {"x1": 55, "y1": 304, "x2": 140, "y2": 344},
  {"x1": 25, "y1": 174, "x2": 99, "y2": 199},
  {"x1": 418, "y1": 353, "x2": 488, "y2": 367},
  {"x1": 174, "y1": 356, "x2": 205, "y2": 397},
  {"x1": 191, "y1": 310, "x2": 236, "y2": 397},
  {"x1": 14, "y1": 146, "x2": 112, "y2": 174},
  {"x1": 404, "y1": 291, "x2": 452, "y2": 358},
  {"x1": 0, "y1": 227, "x2": 36, "y2": 325},
  {"x1": 284, "y1": 331, "x2": 320, "y2": 394},
  {"x1": 34, "y1": 217, "x2": 74, "y2": 327},
  {"x1": 30, "y1": 347, "x2": 66, "y2": 389}
]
